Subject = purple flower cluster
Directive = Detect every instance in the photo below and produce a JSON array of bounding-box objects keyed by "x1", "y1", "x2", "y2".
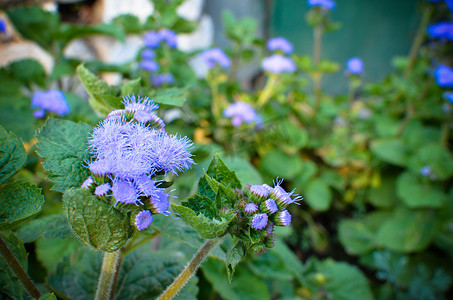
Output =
[
  {"x1": 199, "y1": 48, "x2": 231, "y2": 70},
  {"x1": 346, "y1": 57, "x2": 364, "y2": 75},
  {"x1": 308, "y1": 0, "x2": 336, "y2": 9},
  {"x1": 223, "y1": 101, "x2": 261, "y2": 127},
  {"x1": 267, "y1": 37, "x2": 293, "y2": 54},
  {"x1": 262, "y1": 54, "x2": 296, "y2": 74},
  {"x1": 238, "y1": 179, "x2": 301, "y2": 253},
  {"x1": 140, "y1": 29, "x2": 177, "y2": 86},
  {"x1": 427, "y1": 22, "x2": 453, "y2": 41},
  {"x1": 31, "y1": 90, "x2": 70, "y2": 118},
  {"x1": 81, "y1": 95, "x2": 195, "y2": 231},
  {"x1": 434, "y1": 65, "x2": 453, "y2": 87}
]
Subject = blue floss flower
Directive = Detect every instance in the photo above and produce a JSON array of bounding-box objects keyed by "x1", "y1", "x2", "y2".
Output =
[
  {"x1": 420, "y1": 166, "x2": 432, "y2": 177},
  {"x1": 274, "y1": 210, "x2": 291, "y2": 226},
  {"x1": 248, "y1": 184, "x2": 270, "y2": 199},
  {"x1": 133, "y1": 110, "x2": 153, "y2": 123},
  {"x1": 262, "y1": 55, "x2": 296, "y2": 74},
  {"x1": 200, "y1": 48, "x2": 231, "y2": 69},
  {"x1": 346, "y1": 57, "x2": 364, "y2": 75},
  {"x1": 151, "y1": 73, "x2": 174, "y2": 87},
  {"x1": 149, "y1": 133, "x2": 195, "y2": 175},
  {"x1": 109, "y1": 156, "x2": 150, "y2": 180},
  {"x1": 427, "y1": 22, "x2": 453, "y2": 41},
  {"x1": 267, "y1": 37, "x2": 293, "y2": 54},
  {"x1": 88, "y1": 159, "x2": 112, "y2": 177},
  {"x1": 263, "y1": 199, "x2": 278, "y2": 214},
  {"x1": 140, "y1": 60, "x2": 159, "y2": 72},
  {"x1": 81, "y1": 176, "x2": 94, "y2": 189},
  {"x1": 434, "y1": 65, "x2": 453, "y2": 87},
  {"x1": 444, "y1": 92, "x2": 453, "y2": 103},
  {"x1": 89, "y1": 118, "x2": 133, "y2": 159},
  {"x1": 159, "y1": 29, "x2": 178, "y2": 48},
  {"x1": 95, "y1": 183, "x2": 111, "y2": 197},
  {"x1": 270, "y1": 179, "x2": 303, "y2": 208},
  {"x1": 31, "y1": 90, "x2": 70, "y2": 117},
  {"x1": 144, "y1": 31, "x2": 161, "y2": 48},
  {"x1": 308, "y1": 0, "x2": 336, "y2": 9},
  {"x1": 223, "y1": 102, "x2": 260, "y2": 127},
  {"x1": 141, "y1": 49, "x2": 155, "y2": 60},
  {"x1": 106, "y1": 109, "x2": 126, "y2": 121},
  {"x1": 112, "y1": 179, "x2": 142, "y2": 205},
  {"x1": 122, "y1": 95, "x2": 159, "y2": 114},
  {"x1": 0, "y1": 20, "x2": 6, "y2": 34},
  {"x1": 149, "y1": 190, "x2": 170, "y2": 214},
  {"x1": 135, "y1": 210, "x2": 153, "y2": 230},
  {"x1": 447, "y1": 0, "x2": 453, "y2": 11},
  {"x1": 251, "y1": 213, "x2": 268, "y2": 230},
  {"x1": 135, "y1": 174, "x2": 159, "y2": 197},
  {"x1": 244, "y1": 203, "x2": 258, "y2": 214}
]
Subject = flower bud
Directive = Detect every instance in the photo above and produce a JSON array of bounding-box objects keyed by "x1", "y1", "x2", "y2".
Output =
[
  {"x1": 244, "y1": 203, "x2": 258, "y2": 215},
  {"x1": 274, "y1": 210, "x2": 292, "y2": 226},
  {"x1": 134, "y1": 210, "x2": 153, "y2": 230},
  {"x1": 262, "y1": 199, "x2": 278, "y2": 214},
  {"x1": 251, "y1": 213, "x2": 268, "y2": 230}
]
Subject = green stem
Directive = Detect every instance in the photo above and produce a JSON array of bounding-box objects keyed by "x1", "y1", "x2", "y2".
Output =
[
  {"x1": 257, "y1": 74, "x2": 278, "y2": 107},
  {"x1": 0, "y1": 235, "x2": 41, "y2": 299},
  {"x1": 122, "y1": 232, "x2": 160, "y2": 256},
  {"x1": 157, "y1": 237, "x2": 224, "y2": 300},
  {"x1": 95, "y1": 250, "x2": 121, "y2": 300},
  {"x1": 208, "y1": 72, "x2": 223, "y2": 120},
  {"x1": 313, "y1": 25, "x2": 323, "y2": 110}
]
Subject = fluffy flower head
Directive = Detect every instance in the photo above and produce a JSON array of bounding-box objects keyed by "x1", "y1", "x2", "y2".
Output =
[
  {"x1": 434, "y1": 65, "x2": 453, "y2": 87},
  {"x1": 159, "y1": 29, "x2": 178, "y2": 48},
  {"x1": 275, "y1": 210, "x2": 292, "y2": 226},
  {"x1": 112, "y1": 179, "x2": 141, "y2": 205},
  {"x1": 262, "y1": 55, "x2": 296, "y2": 74},
  {"x1": 244, "y1": 203, "x2": 258, "y2": 214},
  {"x1": 252, "y1": 213, "x2": 269, "y2": 230},
  {"x1": 151, "y1": 73, "x2": 174, "y2": 87},
  {"x1": 95, "y1": 183, "x2": 111, "y2": 197},
  {"x1": 200, "y1": 48, "x2": 231, "y2": 69},
  {"x1": 140, "y1": 60, "x2": 159, "y2": 72},
  {"x1": 223, "y1": 102, "x2": 260, "y2": 127},
  {"x1": 31, "y1": 90, "x2": 70, "y2": 117},
  {"x1": 135, "y1": 210, "x2": 153, "y2": 230},
  {"x1": 267, "y1": 37, "x2": 293, "y2": 54},
  {"x1": 427, "y1": 22, "x2": 453, "y2": 41}
]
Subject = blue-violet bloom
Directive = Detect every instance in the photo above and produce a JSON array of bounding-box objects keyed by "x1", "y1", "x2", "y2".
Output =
[
  {"x1": 135, "y1": 210, "x2": 153, "y2": 230},
  {"x1": 275, "y1": 210, "x2": 292, "y2": 226},
  {"x1": 199, "y1": 48, "x2": 231, "y2": 69},
  {"x1": 252, "y1": 213, "x2": 269, "y2": 230},
  {"x1": 223, "y1": 102, "x2": 260, "y2": 127},
  {"x1": 141, "y1": 49, "x2": 156, "y2": 60},
  {"x1": 95, "y1": 183, "x2": 111, "y2": 197},
  {"x1": 151, "y1": 73, "x2": 174, "y2": 87},
  {"x1": 262, "y1": 55, "x2": 296, "y2": 74},
  {"x1": 149, "y1": 190, "x2": 170, "y2": 214},
  {"x1": 244, "y1": 203, "x2": 258, "y2": 214},
  {"x1": 159, "y1": 29, "x2": 178, "y2": 48},
  {"x1": 0, "y1": 20, "x2": 6, "y2": 34},
  {"x1": 140, "y1": 60, "x2": 159, "y2": 72},
  {"x1": 308, "y1": 0, "x2": 336, "y2": 9},
  {"x1": 263, "y1": 199, "x2": 278, "y2": 214},
  {"x1": 112, "y1": 179, "x2": 142, "y2": 205},
  {"x1": 434, "y1": 65, "x2": 453, "y2": 87},
  {"x1": 267, "y1": 37, "x2": 293, "y2": 54},
  {"x1": 427, "y1": 22, "x2": 453, "y2": 41},
  {"x1": 81, "y1": 176, "x2": 94, "y2": 189},
  {"x1": 144, "y1": 31, "x2": 161, "y2": 48},
  {"x1": 444, "y1": 92, "x2": 453, "y2": 103},
  {"x1": 346, "y1": 57, "x2": 364, "y2": 75},
  {"x1": 31, "y1": 90, "x2": 70, "y2": 118},
  {"x1": 248, "y1": 184, "x2": 270, "y2": 199}
]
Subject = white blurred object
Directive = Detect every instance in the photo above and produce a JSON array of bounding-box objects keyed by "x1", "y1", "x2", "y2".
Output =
[
  {"x1": 0, "y1": 41, "x2": 54, "y2": 74},
  {"x1": 177, "y1": 0, "x2": 203, "y2": 21},
  {"x1": 188, "y1": 53, "x2": 209, "y2": 78},
  {"x1": 177, "y1": 15, "x2": 213, "y2": 52},
  {"x1": 101, "y1": 0, "x2": 154, "y2": 23}
]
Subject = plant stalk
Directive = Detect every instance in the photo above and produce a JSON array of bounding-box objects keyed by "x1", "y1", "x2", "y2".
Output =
[
  {"x1": 95, "y1": 250, "x2": 121, "y2": 300},
  {"x1": 257, "y1": 74, "x2": 278, "y2": 107},
  {"x1": 313, "y1": 25, "x2": 323, "y2": 109},
  {"x1": 0, "y1": 235, "x2": 41, "y2": 299},
  {"x1": 157, "y1": 237, "x2": 224, "y2": 300}
]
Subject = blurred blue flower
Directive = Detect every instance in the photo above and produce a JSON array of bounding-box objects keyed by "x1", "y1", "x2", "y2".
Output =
[
  {"x1": 252, "y1": 213, "x2": 268, "y2": 230},
  {"x1": 267, "y1": 37, "x2": 293, "y2": 54},
  {"x1": 262, "y1": 55, "x2": 296, "y2": 74},
  {"x1": 444, "y1": 92, "x2": 453, "y2": 103},
  {"x1": 135, "y1": 210, "x2": 153, "y2": 230},
  {"x1": 308, "y1": 0, "x2": 336, "y2": 9},
  {"x1": 95, "y1": 183, "x2": 111, "y2": 197},
  {"x1": 223, "y1": 102, "x2": 260, "y2": 127},
  {"x1": 141, "y1": 49, "x2": 155, "y2": 60},
  {"x1": 144, "y1": 31, "x2": 161, "y2": 48},
  {"x1": 434, "y1": 65, "x2": 453, "y2": 87},
  {"x1": 0, "y1": 20, "x2": 6, "y2": 34},
  {"x1": 140, "y1": 60, "x2": 159, "y2": 72},
  {"x1": 447, "y1": 0, "x2": 453, "y2": 11},
  {"x1": 346, "y1": 57, "x2": 364, "y2": 75},
  {"x1": 151, "y1": 73, "x2": 174, "y2": 87},
  {"x1": 159, "y1": 29, "x2": 178, "y2": 48},
  {"x1": 31, "y1": 90, "x2": 70, "y2": 118},
  {"x1": 420, "y1": 166, "x2": 432, "y2": 177},
  {"x1": 199, "y1": 48, "x2": 231, "y2": 69},
  {"x1": 274, "y1": 210, "x2": 292, "y2": 226},
  {"x1": 427, "y1": 22, "x2": 453, "y2": 41}
]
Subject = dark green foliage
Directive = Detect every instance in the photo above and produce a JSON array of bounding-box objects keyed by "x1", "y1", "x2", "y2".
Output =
[
  {"x1": 0, "y1": 232, "x2": 28, "y2": 299},
  {"x1": 0, "y1": 125, "x2": 26, "y2": 185}
]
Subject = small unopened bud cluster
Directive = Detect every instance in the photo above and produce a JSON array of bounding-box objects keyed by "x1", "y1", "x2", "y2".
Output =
[
  {"x1": 81, "y1": 95, "x2": 195, "y2": 231},
  {"x1": 230, "y1": 179, "x2": 302, "y2": 255}
]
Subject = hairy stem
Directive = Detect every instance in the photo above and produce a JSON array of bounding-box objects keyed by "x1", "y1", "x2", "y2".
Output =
[
  {"x1": 0, "y1": 235, "x2": 41, "y2": 299},
  {"x1": 95, "y1": 250, "x2": 121, "y2": 300},
  {"x1": 157, "y1": 236, "x2": 224, "y2": 300}
]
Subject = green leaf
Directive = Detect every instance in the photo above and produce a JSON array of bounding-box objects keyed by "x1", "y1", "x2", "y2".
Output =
[
  {"x1": 247, "y1": 248, "x2": 293, "y2": 281},
  {"x1": 0, "y1": 231, "x2": 28, "y2": 300},
  {"x1": 36, "y1": 237, "x2": 80, "y2": 272},
  {"x1": 63, "y1": 188, "x2": 135, "y2": 252},
  {"x1": 0, "y1": 181, "x2": 44, "y2": 229},
  {"x1": 6, "y1": 6, "x2": 59, "y2": 49},
  {"x1": 35, "y1": 118, "x2": 92, "y2": 192},
  {"x1": 8, "y1": 59, "x2": 47, "y2": 87},
  {"x1": 183, "y1": 194, "x2": 218, "y2": 220},
  {"x1": 260, "y1": 149, "x2": 304, "y2": 180},
  {"x1": 226, "y1": 240, "x2": 246, "y2": 282},
  {"x1": 39, "y1": 292, "x2": 57, "y2": 300},
  {"x1": 113, "y1": 14, "x2": 143, "y2": 33},
  {"x1": 407, "y1": 143, "x2": 453, "y2": 180},
  {"x1": 171, "y1": 204, "x2": 233, "y2": 239},
  {"x1": 56, "y1": 23, "x2": 125, "y2": 47},
  {"x1": 0, "y1": 125, "x2": 26, "y2": 184},
  {"x1": 15, "y1": 214, "x2": 71, "y2": 243},
  {"x1": 396, "y1": 172, "x2": 446, "y2": 208},
  {"x1": 317, "y1": 259, "x2": 374, "y2": 300},
  {"x1": 220, "y1": 156, "x2": 262, "y2": 185},
  {"x1": 206, "y1": 155, "x2": 242, "y2": 190},
  {"x1": 121, "y1": 78, "x2": 142, "y2": 96},
  {"x1": 304, "y1": 178, "x2": 332, "y2": 211},
  {"x1": 76, "y1": 64, "x2": 120, "y2": 115},
  {"x1": 368, "y1": 175, "x2": 399, "y2": 208},
  {"x1": 202, "y1": 258, "x2": 270, "y2": 300},
  {"x1": 376, "y1": 208, "x2": 436, "y2": 252},
  {"x1": 270, "y1": 241, "x2": 305, "y2": 284},
  {"x1": 153, "y1": 88, "x2": 187, "y2": 107},
  {"x1": 370, "y1": 139, "x2": 409, "y2": 166}
]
